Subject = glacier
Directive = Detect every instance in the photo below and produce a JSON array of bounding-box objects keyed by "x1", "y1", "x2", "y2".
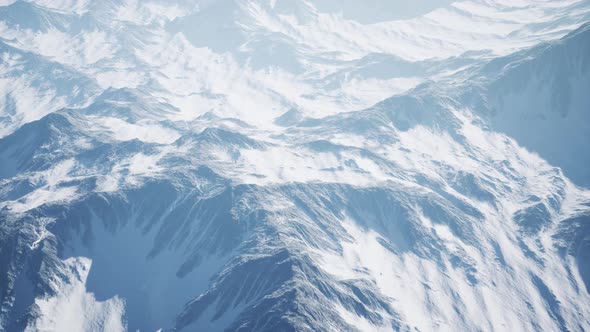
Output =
[{"x1": 0, "y1": 0, "x2": 590, "y2": 331}]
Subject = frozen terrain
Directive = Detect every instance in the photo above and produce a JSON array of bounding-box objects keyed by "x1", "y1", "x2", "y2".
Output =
[{"x1": 0, "y1": 0, "x2": 590, "y2": 331}]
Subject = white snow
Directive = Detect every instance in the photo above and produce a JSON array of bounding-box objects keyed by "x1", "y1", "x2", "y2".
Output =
[
  {"x1": 26, "y1": 257, "x2": 126, "y2": 332},
  {"x1": 92, "y1": 117, "x2": 180, "y2": 144},
  {"x1": 1, "y1": 0, "x2": 589, "y2": 331}
]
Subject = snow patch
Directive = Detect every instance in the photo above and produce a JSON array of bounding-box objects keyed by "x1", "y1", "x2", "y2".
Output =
[{"x1": 26, "y1": 257, "x2": 126, "y2": 332}]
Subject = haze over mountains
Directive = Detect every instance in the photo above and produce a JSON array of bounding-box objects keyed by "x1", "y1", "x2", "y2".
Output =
[{"x1": 0, "y1": 0, "x2": 589, "y2": 331}]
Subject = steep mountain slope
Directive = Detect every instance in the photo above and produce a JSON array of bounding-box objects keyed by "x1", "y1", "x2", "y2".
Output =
[
  {"x1": 482, "y1": 23, "x2": 590, "y2": 186},
  {"x1": 1, "y1": 0, "x2": 590, "y2": 331}
]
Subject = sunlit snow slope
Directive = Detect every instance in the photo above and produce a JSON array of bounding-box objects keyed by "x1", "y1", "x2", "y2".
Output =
[{"x1": 1, "y1": 0, "x2": 590, "y2": 331}]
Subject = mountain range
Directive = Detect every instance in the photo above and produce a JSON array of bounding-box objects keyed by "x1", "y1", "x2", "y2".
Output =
[{"x1": 1, "y1": 0, "x2": 590, "y2": 331}]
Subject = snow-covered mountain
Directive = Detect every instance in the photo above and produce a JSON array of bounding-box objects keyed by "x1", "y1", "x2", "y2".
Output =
[{"x1": 0, "y1": 0, "x2": 589, "y2": 331}]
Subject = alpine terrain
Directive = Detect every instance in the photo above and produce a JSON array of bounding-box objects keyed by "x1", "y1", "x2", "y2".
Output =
[{"x1": 0, "y1": 0, "x2": 590, "y2": 331}]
